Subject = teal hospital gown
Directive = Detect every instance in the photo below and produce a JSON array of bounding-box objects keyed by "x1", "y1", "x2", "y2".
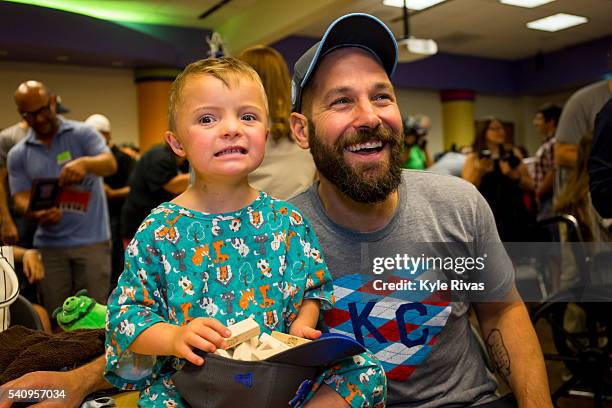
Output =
[{"x1": 105, "y1": 192, "x2": 386, "y2": 407}]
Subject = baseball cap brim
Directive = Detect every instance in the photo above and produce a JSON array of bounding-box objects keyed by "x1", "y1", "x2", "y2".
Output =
[{"x1": 291, "y1": 13, "x2": 398, "y2": 112}]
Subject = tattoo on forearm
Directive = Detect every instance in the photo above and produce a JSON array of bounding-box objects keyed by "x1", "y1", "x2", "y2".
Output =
[{"x1": 486, "y1": 329, "x2": 511, "y2": 378}]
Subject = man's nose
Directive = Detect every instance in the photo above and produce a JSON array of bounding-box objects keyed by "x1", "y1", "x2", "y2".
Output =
[
  {"x1": 353, "y1": 99, "x2": 382, "y2": 130},
  {"x1": 35, "y1": 113, "x2": 47, "y2": 125}
]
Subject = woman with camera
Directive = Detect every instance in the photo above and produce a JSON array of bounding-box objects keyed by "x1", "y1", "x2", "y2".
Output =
[{"x1": 463, "y1": 117, "x2": 535, "y2": 241}]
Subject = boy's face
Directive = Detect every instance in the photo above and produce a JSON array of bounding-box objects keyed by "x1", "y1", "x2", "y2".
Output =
[{"x1": 168, "y1": 74, "x2": 268, "y2": 181}]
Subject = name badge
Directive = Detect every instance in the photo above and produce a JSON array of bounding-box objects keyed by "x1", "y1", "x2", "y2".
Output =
[{"x1": 56, "y1": 150, "x2": 72, "y2": 165}]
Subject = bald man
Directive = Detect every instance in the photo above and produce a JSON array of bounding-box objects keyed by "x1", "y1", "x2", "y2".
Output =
[{"x1": 7, "y1": 81, "x2": 117, "y2": 315}]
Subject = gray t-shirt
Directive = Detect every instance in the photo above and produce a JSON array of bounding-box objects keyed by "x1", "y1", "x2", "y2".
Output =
[
  {"x1": 555, "y1": 80, "x2": 612, "y2": 195},
  {"x1": 290, "y1": 170, "x2": 514, "y2": 407},
  {"x1": 0, "y1": 123, "x2": 27, "y2": 168}
]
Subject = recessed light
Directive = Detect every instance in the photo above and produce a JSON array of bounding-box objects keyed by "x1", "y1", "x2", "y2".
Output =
[
  {"x1": 499, "y1": 0, "x2": 555, "y2": 8},
  {"x1": 382, "y1": 0, "x2": 447, "y2": 11},
  {"x1": 527, "y1": 13, "x2": 588, "y2": 32}
]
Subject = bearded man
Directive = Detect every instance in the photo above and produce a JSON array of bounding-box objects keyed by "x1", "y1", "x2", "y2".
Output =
[{"x1": 289, "y1": 13, "x2": 553, "y2": 408}]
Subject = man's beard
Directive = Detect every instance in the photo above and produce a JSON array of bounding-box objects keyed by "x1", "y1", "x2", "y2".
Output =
[{"x1": 308, "y1": 120, "x2": 403, "y2": 203}]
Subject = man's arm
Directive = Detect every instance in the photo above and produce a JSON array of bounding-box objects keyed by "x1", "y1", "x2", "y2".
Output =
[
  {"x1": 589, "y1": 99, "x2": 612, "y2": 218},
  {"x1": 0, "y1": 356, "x2": 112, "y2": 408},
  {"x1": 104, "y1": 184, "x2": 130, "y2": 201},
  {"x1": 13, "y1": 190, "x2": 30, "y2": 216},
  {"x1": 0, "y1": 166, "x2": 18, "y2": 244},
  {"x1": 59, "y1": 152, "x2": 117, "y2": 186},
  {"x1": 554, "y1": 142, "x2": 577, "y2": 168},
  {"x1": 536, "y1": 170, "x2": 554, "y2": 203},
  {"x1": 13, "y1": 190, "x2": 61, "y2": 225},
  {"x1": 162, "y1": 173, "x2": 190, "y2": 195},
  {"x1": 474, "y1": 287, "x2": 552, "y2": 408}
]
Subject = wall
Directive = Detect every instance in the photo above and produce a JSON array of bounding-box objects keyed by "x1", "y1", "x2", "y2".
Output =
[
  {"x1": 395, "y1": 88, "x2": 444, "y2": 155},
  {"x1": 0, "y1": 61, "x2": 139, "y2": 146},
  {"x1": 0, "y1": 61, "x2": 579, "y2": 159},
  {"x1": 395, "y1": 86, "x2": 577, "y2": 158}
]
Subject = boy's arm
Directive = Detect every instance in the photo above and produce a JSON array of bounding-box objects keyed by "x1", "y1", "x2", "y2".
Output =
[
  {"x1": 129, "y1": 319, "x2": 230, "y2": 366},
  {"x1": 289, "y1": 299, "x2": 322, "y2": 339}
]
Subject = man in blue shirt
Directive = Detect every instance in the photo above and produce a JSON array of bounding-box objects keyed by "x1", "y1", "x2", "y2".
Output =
[{"x1": 7, "y1": 80, "x2": 117, "y2": 315}]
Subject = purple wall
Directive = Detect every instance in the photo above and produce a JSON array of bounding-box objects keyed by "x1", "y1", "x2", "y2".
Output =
[
  {"x1": 272, "y1": 35, "x2": 612, "y2": 96},
  {"x1": 512, "y1": 35, "x2": 612, "y2": 95}
]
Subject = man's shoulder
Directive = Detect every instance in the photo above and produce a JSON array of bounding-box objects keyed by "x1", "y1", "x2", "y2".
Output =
[
  {"x1": 142, "y1": 145, "x2": 171, "y2": 161},
  {"x1": 287, "y1": 186, "x2": 317, "y2": 217},
  {"x1": 0, "y1": 123, "x2": 26, "y2": 140},
  {"x1": 563, "y1": 80, "x2": 610, "y2": 115},
  {"x1": 61, "y1": 119, "x2": 96, "y2": 137},
  {"x1": 112, "y1": 145, "x2": 135, "y2": 163},
  {"x1": 6, "y1": 135, "x2": 29, "y2": 161},
  {"x1": 267, "y1": 194, "x2": 312, "y2": 225},
  {"x1": 402, "y1": 170, "x2": 479, "y2": 200},
  {"x1": 288, "y1": 187, "x2": 312, "y2": 206}
]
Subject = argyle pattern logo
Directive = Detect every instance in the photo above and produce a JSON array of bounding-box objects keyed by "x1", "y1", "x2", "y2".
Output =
[{"x1": 323, "y1": 269, "x2": 451, "y2": 381}]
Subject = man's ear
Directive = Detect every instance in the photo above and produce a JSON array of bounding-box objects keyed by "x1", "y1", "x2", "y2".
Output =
[
  {"x1": 290, "y1": 112, "x2": 310, "y2": 149},
  {"x1": 49, "y1": 95, "x2": 57, "y2": 114},
  {"x1": 164, "y1": 131, "x2": 186, "y2": 158}
]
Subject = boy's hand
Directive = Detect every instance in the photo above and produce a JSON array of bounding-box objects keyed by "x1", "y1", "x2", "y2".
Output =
[
  {"x1": 171, "y1": 318, "x2": 231, "y2": 366},
  {"x1": 289, "y1": 323, "x2": 322, "y2": 340}
]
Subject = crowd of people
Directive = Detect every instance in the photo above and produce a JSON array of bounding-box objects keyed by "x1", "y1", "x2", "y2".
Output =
[{"x1": 0, "y1": 11, "x2": 610, "y2": 408}]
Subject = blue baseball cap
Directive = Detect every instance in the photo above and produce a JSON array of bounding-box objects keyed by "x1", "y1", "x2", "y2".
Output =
[{"x1": 291, "y1": 13, "x2": 398, "y2": 113}]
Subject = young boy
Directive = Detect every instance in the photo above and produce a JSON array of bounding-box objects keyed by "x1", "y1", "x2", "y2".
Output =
[{"x1": 104, "y1": 58, "x2": 386, "y2": 407}]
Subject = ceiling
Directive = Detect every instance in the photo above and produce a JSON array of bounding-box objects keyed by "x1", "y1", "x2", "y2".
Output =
[
  {"x1": 295, "y1": 0, "x2": 612, "y2": 60},
  {"x1": 4, "y1": 0, "x2": 611, "y2": 61}
]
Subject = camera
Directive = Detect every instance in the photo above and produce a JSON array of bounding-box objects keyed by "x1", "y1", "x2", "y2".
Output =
[
  {"x1": 478, "y1": 149, "x2": 492, "y2": 159},
  {"x1": 500, "y1": 146, "x2": 521, "y2": 169}
]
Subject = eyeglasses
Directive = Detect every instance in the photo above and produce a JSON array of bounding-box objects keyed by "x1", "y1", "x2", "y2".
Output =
[{"x1": 20, "y1": 101, "x2": 51, "y2": 122}]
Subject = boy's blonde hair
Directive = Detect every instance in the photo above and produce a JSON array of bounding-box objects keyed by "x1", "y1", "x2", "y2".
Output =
[{"x1": 168, "y1": 57, "x2": 268, "y2": 131}]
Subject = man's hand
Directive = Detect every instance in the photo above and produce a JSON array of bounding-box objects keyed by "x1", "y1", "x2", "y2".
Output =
[
  {"x1": 23, "y1": 249, "x2": 44, "y2": 283},
  {"x1": 171, "y1": 318, "x2": 231, "y2": 365},
  {"x1": 0, "y1": 218, "x2": 19, "y2": 244},
  {"x1": 31, "y1": 208, "x2": 62, "y2": 225},
  {"x1": 289, "y1": 323, "x2": 322, "y2": 340},
  {"x1": 0, "y1": 370, "x2": 85, "y2": 408},
  {"x1": 59, "y1": 158, "x2": 88, "y2": 187}
]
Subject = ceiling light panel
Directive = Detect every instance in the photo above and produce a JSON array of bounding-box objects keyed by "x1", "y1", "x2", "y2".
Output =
[
  {"x1": 382, "y1": 0, "x2": 447, "y2": 11},
  {"x1": 527, "y1": 13, "x2": 588, "y2": 32},
  {"x1": 499, "y1": 0, "x2": 555, "y2": 8}
]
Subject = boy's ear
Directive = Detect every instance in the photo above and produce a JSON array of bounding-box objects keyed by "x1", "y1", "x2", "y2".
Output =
[
  {"x1": 290, "y1": 112, "x2": 310, "y2": 150},
  {"x1": 164, "y1": 131, "x2": 186, "y2": 158}
]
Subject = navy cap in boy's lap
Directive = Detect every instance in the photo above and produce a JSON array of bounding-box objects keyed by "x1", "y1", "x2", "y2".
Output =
[{"x1": 291, "y1": 13, "x2": 399, "y2": 113}]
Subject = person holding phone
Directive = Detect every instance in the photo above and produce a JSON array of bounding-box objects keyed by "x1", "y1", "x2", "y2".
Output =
[{"x1": 462, "y1": 117, "x2": 535, "y2": 241}]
